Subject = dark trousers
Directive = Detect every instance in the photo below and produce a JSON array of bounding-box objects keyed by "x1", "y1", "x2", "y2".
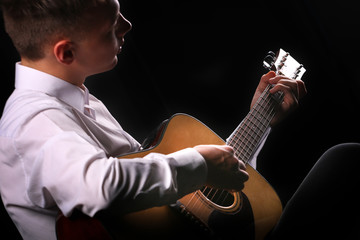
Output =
[{"x1": 268, "y1": 143, "x2": 360, "y2": 239}]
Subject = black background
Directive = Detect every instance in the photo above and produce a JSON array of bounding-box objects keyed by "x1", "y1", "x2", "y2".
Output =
[{"x1": 1, "y1": 0, "x2": 360, "y2": 238}]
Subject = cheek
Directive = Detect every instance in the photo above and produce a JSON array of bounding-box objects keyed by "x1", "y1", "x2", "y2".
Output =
[
  {"x1": 91, "y1": 44, "x2": 119, "y2": 71},
  {"x1": 84, "y1": 44, "x2": 115, "y2": 64},
  {"x1": 76, "y1": 38, "x2": 119, "y2": 74},
  {"x1": 98, "y1": 37, "x2": 119, "y2": 59}
]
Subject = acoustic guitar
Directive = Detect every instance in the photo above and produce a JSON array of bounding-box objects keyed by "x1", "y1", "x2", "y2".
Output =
[{"x1": 56, "y1": 49, "x2": 306, "y2": 240}]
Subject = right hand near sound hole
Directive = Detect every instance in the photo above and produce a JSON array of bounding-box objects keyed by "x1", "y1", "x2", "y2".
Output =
[{"x1": 194, "y1": 145, "x2": 249, "y2": 192}]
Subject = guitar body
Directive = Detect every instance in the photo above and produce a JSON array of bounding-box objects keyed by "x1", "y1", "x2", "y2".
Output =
[
  {"x1": 117, "y1": 114, "x2": 282, "y2": 240},
  {"x1": 57, "y1": 114, "x2": 282, "y2": 240}
]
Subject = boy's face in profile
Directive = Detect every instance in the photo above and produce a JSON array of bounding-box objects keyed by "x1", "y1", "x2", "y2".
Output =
[{"x1": 74, "y1": 0, "x2": 132, "y2": 76}]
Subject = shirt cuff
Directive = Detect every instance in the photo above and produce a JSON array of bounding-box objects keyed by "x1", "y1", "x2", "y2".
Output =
[{"x1": 167, "y1": 148, "x2": 207, "y2": 196}]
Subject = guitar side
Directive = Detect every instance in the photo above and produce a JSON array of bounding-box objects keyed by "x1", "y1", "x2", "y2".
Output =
[{"x1": 115, "y1": 114, "x2": 282, "y2": 240}]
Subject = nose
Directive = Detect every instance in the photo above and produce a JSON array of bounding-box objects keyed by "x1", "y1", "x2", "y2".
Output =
[{"x1": 116, "y1": 13, "x2": 132, "y2": 37}]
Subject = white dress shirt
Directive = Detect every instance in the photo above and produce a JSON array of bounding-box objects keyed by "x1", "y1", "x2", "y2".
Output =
[
  {"x1": 0, "y1": 63, "x2": 268, "y2": 240},
  {"x1": 0, "y1": 63, "x2": 209, "y2": 239}
]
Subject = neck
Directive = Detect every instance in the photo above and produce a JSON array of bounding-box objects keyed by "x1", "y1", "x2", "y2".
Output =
[
  {"x1": 21, "y1": 57, "x2": 86, "y2": 88},
  {"x1": 227, "y1": 85, "x2": 283, "y2": 163}
]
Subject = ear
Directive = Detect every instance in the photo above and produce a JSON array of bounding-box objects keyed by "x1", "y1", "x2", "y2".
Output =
[{"x1": 53, "y1": 40, "x2": 75, "y2": 65}]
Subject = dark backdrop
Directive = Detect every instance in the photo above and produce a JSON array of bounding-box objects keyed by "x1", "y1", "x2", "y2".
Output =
[{"x1": 1, "y1": 0, "x2": 359, "y2": 238}]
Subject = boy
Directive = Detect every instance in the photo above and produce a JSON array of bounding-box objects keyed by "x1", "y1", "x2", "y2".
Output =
[{"x1": 0, "y1": 0, "x2": 305, "y2": 239}]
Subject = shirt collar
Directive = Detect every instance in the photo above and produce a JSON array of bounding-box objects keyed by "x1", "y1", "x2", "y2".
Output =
[{"x1": 14, "y1": 62, "x2": 87, "y2": 113}]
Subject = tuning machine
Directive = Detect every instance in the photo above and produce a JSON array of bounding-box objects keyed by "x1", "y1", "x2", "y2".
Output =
[{"x1": 263, "y1": 51, "x2": 276, "y2": 71}]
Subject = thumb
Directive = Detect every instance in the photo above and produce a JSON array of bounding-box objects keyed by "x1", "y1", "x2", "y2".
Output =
[{"x1": 261, "y1": 71, "x2": 276, "y2": 84}]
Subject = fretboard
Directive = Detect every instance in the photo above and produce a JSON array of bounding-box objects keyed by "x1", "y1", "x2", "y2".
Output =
[{"x1": 226, "y1": 85, "x2": 283, "y2": 163}]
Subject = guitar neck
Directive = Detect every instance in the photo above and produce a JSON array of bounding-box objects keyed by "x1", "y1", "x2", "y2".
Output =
[{"x1": 227, "y1": 84, "x2": 283, "y2": 163}]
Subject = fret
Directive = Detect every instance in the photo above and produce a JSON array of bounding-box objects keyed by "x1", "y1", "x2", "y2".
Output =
[
  {"x1": 229, "y1": 133, "x2": 257, "y2": 152},
  {"x1": 231, "y1": 141, "x2": 253, "y2": 160},
  {"x1": 254, "y1": 107, "x2": 269, "y2": 120},
  {"x1": 240, "y1": 120, "x2": 264, "y2": 139},
  {"x1": 230, "y1": 124, "x2": 263, "y2": 160},
  {"x1": 233, "y1": 145, "x2": 252, "y2": 161},
  {"x1": 228, "y1": 134, "x2": 254, "y2": 159},
  {"x1": 247, "y1": 113, "x2": 267, "y2": 131},
  {"x1": 227, "y1": 84, "x2": 279, "y2": 164}
]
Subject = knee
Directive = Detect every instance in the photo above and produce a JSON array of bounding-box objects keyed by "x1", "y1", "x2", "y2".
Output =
[
  {"x1": 325, "y1": 142, "x2": 360, "y2": 156},
  {"x1": 320, "y1": 142, "x2": 360, "y2": 167}
]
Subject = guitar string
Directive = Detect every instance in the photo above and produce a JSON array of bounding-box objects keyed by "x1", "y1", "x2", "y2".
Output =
[
  {"x1": 231, "y1": 86, "x2": 278, "y2": 162},
  {"x1": 228, "y1": 85, "x2": 272, "y2": 162},
  {"x1": 219, "y1": 87, "x2": 277, "y2": 204},
  {"x1": 189, "y1": 86, "x2": 275, "y2": 209},
  {"x1": 182, "y1": 96, "x2": 279, "y2": 219},
  {"x1": 207, "y1": 85, "x2": 279, "y2": 206},
  {"x1": 232, "y1": 86, "x2": 272, "y2": 157},
  {"x1": 244, "y1": 90, "x2": 278, "y2": 161},
  {"x1": 204, "y1": 86, "x2": 276, "y2": 206},
  {"x1": 213, "y1": 90, "x2": 279, "y2": 207},
  {"x1": 181, "y1": 84, "x2": 281, "y2": 218},
  {"x1": 185, "y1": 190, "x2": 208, "y2": 221},
  {"x1": 203, "y1": 88, "x2": 274, "y2": 205}
]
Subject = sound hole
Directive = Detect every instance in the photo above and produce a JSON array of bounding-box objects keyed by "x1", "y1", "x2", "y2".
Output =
[{"x1": 200, "y1": 187, "x2": 235, "y2": 208}]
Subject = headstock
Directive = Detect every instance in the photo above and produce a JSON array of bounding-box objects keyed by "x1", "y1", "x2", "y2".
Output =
[{"x1": 263, "y1": 48, "x2": 306, "y2": 80}]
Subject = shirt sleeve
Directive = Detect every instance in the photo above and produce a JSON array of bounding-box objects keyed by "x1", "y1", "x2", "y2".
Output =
[{"x1": 27, "y1": 131, "x2": 207, "y2": 217}]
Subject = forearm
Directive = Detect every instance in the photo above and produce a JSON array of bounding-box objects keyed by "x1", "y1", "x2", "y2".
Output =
[{"x1": 29, "y1": 132, "x2": 207, "y2": 217}]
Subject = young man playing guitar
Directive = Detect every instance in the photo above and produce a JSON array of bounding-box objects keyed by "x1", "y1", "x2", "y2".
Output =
[{"x1": 1, "y1": 0, "x2": 358, "y2": 240}]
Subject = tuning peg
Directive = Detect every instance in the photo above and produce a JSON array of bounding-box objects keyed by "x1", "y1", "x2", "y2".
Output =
[
  {"x1": 267, "y1": 51, "x2": 276, "y2": 58},
  {"x1": 263, "y1": 51, "x2": 277, "y2": 71}
]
